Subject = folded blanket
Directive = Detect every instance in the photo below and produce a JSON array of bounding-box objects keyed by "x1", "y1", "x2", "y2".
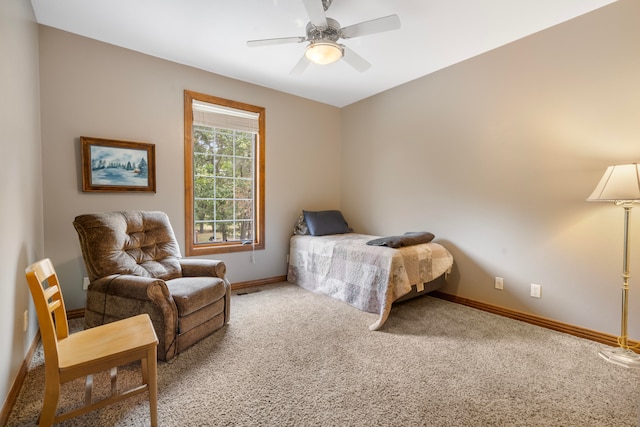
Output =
[{"x1": 366, "y1": 231, "x2": 435, "y2": 248}]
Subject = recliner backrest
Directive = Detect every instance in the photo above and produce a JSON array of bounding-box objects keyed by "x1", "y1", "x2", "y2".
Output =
[{"x1": 73, "y1": 210, "x2": 182, "y2": 281}]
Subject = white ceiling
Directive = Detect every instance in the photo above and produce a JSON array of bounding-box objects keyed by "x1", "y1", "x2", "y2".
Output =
[{"x1": 30, "y1": 0, "x2": 617, "y2": 107}]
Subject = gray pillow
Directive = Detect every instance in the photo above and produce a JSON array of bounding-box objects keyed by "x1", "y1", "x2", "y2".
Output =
[
  {"x1": 366, "y1": 231, "x2": 435, "y2": 248},
  {"x1": 303, "y1": 210, "x2": 351, "y2": 236}
]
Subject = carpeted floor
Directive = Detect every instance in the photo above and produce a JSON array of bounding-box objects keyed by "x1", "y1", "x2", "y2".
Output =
[{"x1": 7, "y1": 282, "x2": 640, "y2": 426}]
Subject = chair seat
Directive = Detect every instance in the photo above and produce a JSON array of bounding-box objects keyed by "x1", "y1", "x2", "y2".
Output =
[{"x1": 58, "y1": 314, "x2": 158, "y2": 375}]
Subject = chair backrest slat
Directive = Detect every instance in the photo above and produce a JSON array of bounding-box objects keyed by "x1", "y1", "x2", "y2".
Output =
[
  {"x1": 48, "y1": 299, "x2": 62, "y2": 313},
  {"x1": 43, "y1": 285, "x2": 59, "y2": 301}
]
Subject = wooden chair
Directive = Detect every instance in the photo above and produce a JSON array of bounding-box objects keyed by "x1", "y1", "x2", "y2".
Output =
[{"x1": 25, "y1": 258, "x2": 159, "y2": 427}]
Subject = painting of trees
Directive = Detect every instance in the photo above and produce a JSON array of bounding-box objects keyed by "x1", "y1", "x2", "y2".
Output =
[{"x1": 83, "y1": 137, "x2": 156, "y2": 192}]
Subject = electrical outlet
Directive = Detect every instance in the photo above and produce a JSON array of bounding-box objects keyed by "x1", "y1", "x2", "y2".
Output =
[
  {"x1": 23, "y1": 310, "x2": 28, "y2": 332},
  {"x1": 494, "y1": 277, "x2": 504, "y2": 290},
  {"x1": 82, "y1": 277, "x2": 90, "y2": 290},
  {"x1": 530, "y1": 283, "x2": 542, "y2": 298}
]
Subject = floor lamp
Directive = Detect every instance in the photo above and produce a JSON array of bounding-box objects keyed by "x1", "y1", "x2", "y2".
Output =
[{"x1": 588, "y1": 163, "x2": 640, "y2": 368}]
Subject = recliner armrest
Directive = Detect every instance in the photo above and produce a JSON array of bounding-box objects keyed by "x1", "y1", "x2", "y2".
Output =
[
  {"x1": 90, "y1": 274, "x2": 170, "y2": 301},
  {"x1": 179, "y1": 259, "x2": 227, "y2": 279},
  {"x1": 87, "y1": 273, "x2": 179, "y2": 361}
]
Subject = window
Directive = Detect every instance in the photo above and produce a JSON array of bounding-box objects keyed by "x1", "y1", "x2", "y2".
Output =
[{"x1": 184, "y1": 90, "x2": 265, "y2": 256}]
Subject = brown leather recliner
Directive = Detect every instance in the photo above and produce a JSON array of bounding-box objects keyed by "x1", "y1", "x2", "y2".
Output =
[{"x1": 73, "y1": 210, "x2": 230, "y2": 361}]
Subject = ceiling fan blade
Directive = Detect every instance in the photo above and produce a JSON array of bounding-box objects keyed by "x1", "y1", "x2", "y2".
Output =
[
  {"x1": 340, "y1": 14, "x2": 401, "y2": 39},
  {"x1": 303, "y1": 0, "x2": 327, "y2": 28},
  {"x1": 247, "y1": 36, "x2": 306, "y2": 47},
  {"x1": 290, "y1": 55, "x2": 310, "y2": 76},
  {"x1": 342, "y1": 46, "x2": 371, "y2": 72}
]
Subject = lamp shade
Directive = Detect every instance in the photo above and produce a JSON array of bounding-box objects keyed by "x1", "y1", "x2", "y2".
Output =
[
  {"x1": 587, "y1": 163, "x2": 640, "y2": 202},
  {"x1": 305, "y1": 42, "x2": 343, "y2": 65}
]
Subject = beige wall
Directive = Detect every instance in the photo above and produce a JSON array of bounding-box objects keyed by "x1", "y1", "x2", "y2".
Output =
[
  {"x1": 38, "y1": 26, "x2": 342, "y2": 310},
  {"x1": 341, "y1": 0, "x2": 640, "y2": 338},
  {"x1": 0, "y1": 0, "x2": 43, "y2": 411}
]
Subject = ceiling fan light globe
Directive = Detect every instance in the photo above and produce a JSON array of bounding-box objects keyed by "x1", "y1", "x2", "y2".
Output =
[{"x1": 305, "y1": 42, "x2": 343, "y2": 65}]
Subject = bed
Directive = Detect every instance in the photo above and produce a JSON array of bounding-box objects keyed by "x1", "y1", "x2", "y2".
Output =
[{"x1": 286, "y1": 211, "x2": 454, "y2": 330}]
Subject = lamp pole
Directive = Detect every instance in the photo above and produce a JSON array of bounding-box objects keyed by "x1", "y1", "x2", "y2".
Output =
[
  {"x1": 588, "y1": 163, "x2": 640, "y2": 368},
  {"x1": 618, "y1": 202, "x2": 632, "y2": 349},
  {"x1": 597, "y1": 201, "x2": 640, "y2": 367}
]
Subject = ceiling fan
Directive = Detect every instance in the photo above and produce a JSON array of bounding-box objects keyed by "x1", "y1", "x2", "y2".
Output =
[{"x1": 246, "y1": 0, "x2": 401, "y2": 75}]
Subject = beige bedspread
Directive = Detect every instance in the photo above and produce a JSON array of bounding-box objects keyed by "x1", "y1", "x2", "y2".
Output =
[{"x1": 286, "y1": 233, "x2": 454, "y2": 330}]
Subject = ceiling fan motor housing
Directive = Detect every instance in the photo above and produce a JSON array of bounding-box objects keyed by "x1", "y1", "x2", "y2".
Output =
[{"x1": 306, "y1": 17, "x2": 341, "y2": 43}]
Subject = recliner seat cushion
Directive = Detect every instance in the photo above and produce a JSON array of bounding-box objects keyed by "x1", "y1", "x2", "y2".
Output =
[{"x1": 166, "y1": 276, "x2": 227, "y2": 317}]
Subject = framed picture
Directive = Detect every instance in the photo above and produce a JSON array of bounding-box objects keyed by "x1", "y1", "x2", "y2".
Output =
[{"x1": 81, "y1": 136, "x2": 156, "y2": 192}]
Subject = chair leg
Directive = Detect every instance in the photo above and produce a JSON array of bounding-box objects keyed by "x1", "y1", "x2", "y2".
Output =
[
  {"x1": 141, "y1": 357, "x2": 148, "y2": 384},
  {"x1": 40, "y1": 379, "x2": 60, "y2": 427},
  {"x1": 146, "y1": 346, "x2": 158, "y2": 427},
  {"x1": 110, "y1": 367, "x2": 118, "y2": 395},
  {"x1": 84, "y1": 374, "x2": 93, "y2": 405}
]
